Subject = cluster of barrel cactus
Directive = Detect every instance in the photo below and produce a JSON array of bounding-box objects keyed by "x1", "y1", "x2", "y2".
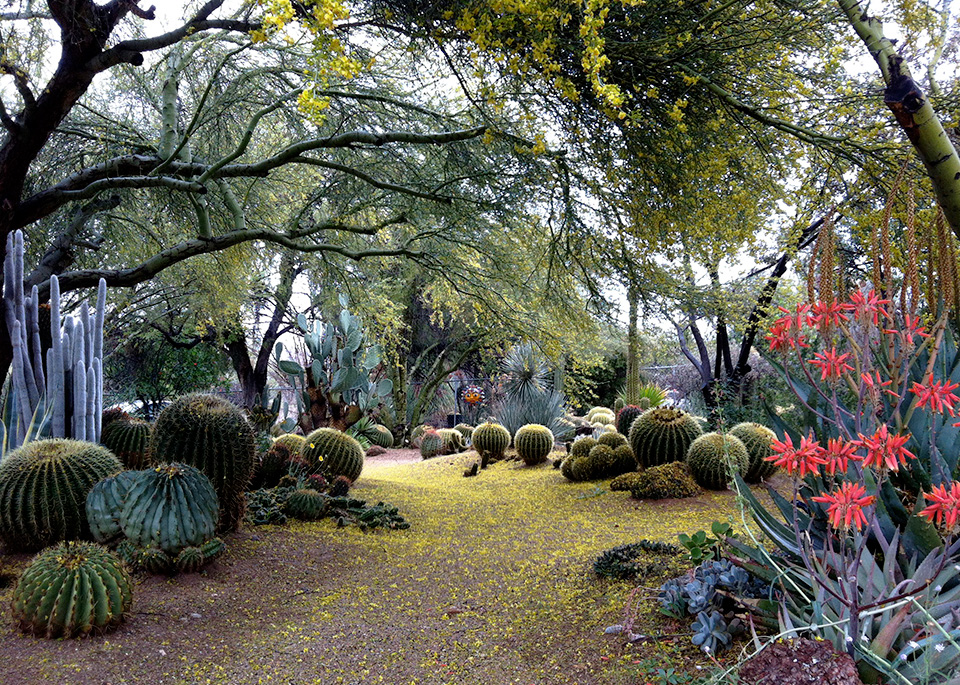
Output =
[{"x1": 560, "y1": 432, "x2": 635, "y2": 482}]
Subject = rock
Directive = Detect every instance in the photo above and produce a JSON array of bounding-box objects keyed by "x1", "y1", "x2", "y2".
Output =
[
  {"x1": 366, "y1": 445, "x2": 387, "y2": 457},
  {"x1": 738, "y1": 638, "x2": 863, "y2": 685},
  {"x1": 603, "y1": 624, "x2": 623, "y2": 635}
]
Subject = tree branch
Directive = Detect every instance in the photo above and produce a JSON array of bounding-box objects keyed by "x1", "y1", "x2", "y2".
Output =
[{"x1": 291, "y1": 157, "x2": 455, "y2": 203}]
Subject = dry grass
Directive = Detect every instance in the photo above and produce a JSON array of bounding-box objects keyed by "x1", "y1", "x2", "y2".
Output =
[{"x1": 0, "y1": 449, "x2": 754, "y2": 684}]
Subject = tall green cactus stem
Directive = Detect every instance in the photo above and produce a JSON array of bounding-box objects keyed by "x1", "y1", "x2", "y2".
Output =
[
  {"x1": 86, "y1": 470, "x2": 138, "y2": 545},
  {"x1": 121, "y1": 463, "x2": 219, "y2": 555},
  {"x1": 420, "y1": 429, "x2": 443, "y2": 459},
  {"x1": 149, "y1": 394, "x2": 256, "y2": 533},
  {"x1": 686, "y1": 433, "x2": 749, "y2": 490},
  {"x1": 301, "y1": 427, "x2": 364, "y2": 481},
  {"x1": 0, "y1": 439, "x2": 122, "y2": 551},
  {"x1": 628, "y1": 407, "x2": 703, "y2": 469},
  {"x1": 616, "y1": 405, "x2": 645, "y2": 437},
  {"x1": 101, "y1": 418, "x2": 152, "y2": 470},
  {"x1": 11, "y1": 541, "x2": 133, "y2": 638},
  {"x1": 515, "y1": 424, "x2": 554, "y2": 465},
  {"x1": 471, "y1": 422, "x2": 510, "y2": 465},
  {"x1": 729, "y1": 422, "x2": 779, "y2": 483}
]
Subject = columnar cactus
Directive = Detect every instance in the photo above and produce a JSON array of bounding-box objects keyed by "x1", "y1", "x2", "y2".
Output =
[
  {"x1": 0, "y1": 439, "x2": 122, "y2": 551},
  {"x1": 471, "y1": 422, "x2": 510, "y2": 463},
  {"x1": 686, "y1": 433, "x2": 750, "y2": 490},
  {"x1": 11, "y1": 541, "x2": 133, "y2": 638},
  {"x1": 149, "y1": 393, "x2": 256, "y2": 532},
  {"x1": 730, "y1": 422, "x2": 779, "y2": 482},
  {"x1": 515, "y1": 424, "x2": 554, "y2": 465},
  {"x1": 420, "y1": 429, "x2": 443, "y2": 459},
  {"x1": 301, "y1": 427, "x2": 364, "y2": 481},
  {"x1": 100, "y1": 418, "x2": 152, "y2": 469},
  {"x1": 120, "y1": 463, "x2": 219, "y2": 554},
  {"x1": 86, "y1": 470, "x2": 138, "y2": 545},
  {"x1": 616, "y1": 405, "x2": 645, "y2": 436},
  {"x1": 629, "y1": 407, "x2": 703, "y2": 469},
  {"x1": 370, "y1": 424, "x2": 395, "y2": 448}
]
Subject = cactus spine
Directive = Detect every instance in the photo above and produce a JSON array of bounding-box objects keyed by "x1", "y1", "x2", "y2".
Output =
[
  {"x1": 616, "y1": 405, "x2": 645, "y2": 436},
  {"x1": 300, "y1": 427, "x2": 365, "y2": 481},
  {"x1": 514, "y1": 424, "x2": 554, "y2": 465},
  {"x1": 686, "y1": 433, "x2": 750, "y2": 490},
  {"x1": 730, "y1": 422, "x2": 779, "y2": 483},
  {"x1": 3, "y1": 230, "x2": 106, "y2": 447},
  {"x1": 149, "y1": 394, "x2": 256, "y2": 532},
  {"x1": 628, "y1": 407, "x2": 703, "y2": 469},
  {"x1": 11, "y1": 541, "x2": 133, "y2": 638},
  {"x1": 0, "y1": 439, "x2": 122, "y2": 551}
]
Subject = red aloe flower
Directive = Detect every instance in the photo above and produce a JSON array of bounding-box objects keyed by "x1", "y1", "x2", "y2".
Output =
[
  {"x1": 821, "y1": 437, "x2": 860, "y2": 476},
  {"x1": 861, "y1": 370, "x2": 898, "y2": 399},
  {"x1": 809, "y1": 300, "x2": 851, "y2": 334},
  {"x1": 910, "y1": 374, "x2": 960, "y2": 417},
  {"x1": 886, "y1": 314, "x2": 930, "y2": 348},
  {"x1": 811, "y1": 482, "x2": 876, "y2": 532},
  {"x1": 849, "y1": 288, "x2": 890, "y2": 326},
  {"x1": 765, "y1": 433, "x2": 825, "y2": 478},
  {"x1": 855, "y1": 424, "x2": 915, "y2": 472},
  {"x1": 918, "y1": 482, "x2": 960, "y2": 532},
  {"x1": 808, "y1": 347, "x2": 853, "y2": 382}
]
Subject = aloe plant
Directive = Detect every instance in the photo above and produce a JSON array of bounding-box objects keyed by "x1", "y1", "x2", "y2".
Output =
[{"x1": 275, "y1": 295, "x2": 392, "y2": 433}]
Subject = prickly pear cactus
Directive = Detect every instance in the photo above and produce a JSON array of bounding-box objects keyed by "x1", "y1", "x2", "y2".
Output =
[
  {"x1": 515, "y1": 424, "x2": 554, "y2": 465},
  {"x1": 686, "y1": 433, "x2": 749, "y2": 490},
  {"x1": 420, "y1": 429, "x2": 444, "y2": 459},
  {"x1": 120, "y1": 463, "x2": 219, "y2": 555},
  {"x1": 616, "y1": 405, "x2": 645, "y2": 436},
  {"x1": 628, "y1": 407, "x2": 703, "y2": 469},
  {"x1": 86, "y1": 470, "x2": 138, "y2": 545},
  {"x1": 729, "y1": 422, "x2": 779, "y2": 483},
  {"x1": 301, "y1": 427, "x2": 364, "y2": 481},
  {"x1": 471, "y1": 422, "x2": 510, "y2": 463},
  {"x1": 11, "y1": 541, "x2": 133, "y2": 638},
  {"x1": 100, "y1": 418, "x2": 152, "y2": 470},
  {"x1": 149, "y1": 393, "x2": 256, "y2": 532},
  {"x1": 0, "y1": 439, "x2": 123, "y2": 551}
]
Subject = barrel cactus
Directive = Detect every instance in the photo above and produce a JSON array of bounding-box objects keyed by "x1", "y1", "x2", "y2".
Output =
[
  {"x1": 252, "y1": 433, "x2": 306, "y2": 489},
  {"x1": 420, "y1": 430, "x2": 444, "y2": 459},
  {"x1": 730, "y1": 422, "x2": 779, "y2": 483},
  {"x1": 570, "y1": 436, "x2": 597, "y2": 459},
  {"x1": 11, "y1": 541, "x2": 133, "y2": 638},
  {"x1": 588, "y1": 444, "x2": 616, "y2": 477},
  {"x1": 285, "y1": 489, "x2": 329, "y2": 520},
  {"x1": 370, "y1": 424, "x2": 395, "y2": 448},
  {"x1": 453, "y1": 423, "x2": 474, "y2": 441},
  {"x1": 437, "y1": 428, "x2": 466, "y2": 454},
  {"x1": 591, "y1": 412, "x2": 614, "y2": 426},
  {"x1": 121, "y1": 463, "x2": 219, "y2": 554},
  {"x1": 515, "y1": 424, "x2": 554, "y2": 465},
  {"x1": 472, "y1": 422, "x2": 510, "y2": 464},
  {"x1": 686, "y1": 433, "x2": 750, "y2": 490},
  {"x1": 612, "y1": 444, "x2": 636, "y2": 474},
  {"x1": 560, "y1": 456, "x2": 579, "y2": 480},
  {"x1": 0, "y1": 439, "x2": 123, "y2": 551},
  {"x1": 628, "y1": 407, "x2": 703, "y2": 469},
  {"x1": 586, "y1": 407, "x2": 614, "y2": 422},
  {"x1": 86, "y1": 470, "x2": 138, "y2": 545},
  {"x1": 149, "y1": 393, "x2": 256, "y2": 532},
  {"x1": 597, "y1": 432, "x2": 628, "y2": 450},
  {"x1": 301, "y1": 428, "x2": 365, "y2": 481},
  {"x1": 100, "y1": 418, "x2": 152, "y2": 470},
  {"x1": 616, "y1": 405, "x2": 645, "y2": 436}
]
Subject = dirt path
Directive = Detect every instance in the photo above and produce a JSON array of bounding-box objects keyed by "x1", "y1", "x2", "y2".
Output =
[{"x1": 0, "y1": 450, "x2": 746, "y2": 684}]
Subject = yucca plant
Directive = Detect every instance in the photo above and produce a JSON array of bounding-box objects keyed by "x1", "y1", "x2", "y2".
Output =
[
  {"x1": 491, "y1": 388, "x2": 572, "y2": 440},
  {"x1": 499, "y1": 343, "x2": 552, "y2": 405}
]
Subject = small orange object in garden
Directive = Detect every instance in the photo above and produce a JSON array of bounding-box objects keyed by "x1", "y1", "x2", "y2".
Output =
[{"x1": 462, "y1": 384, "x2": 485, "y2": 405}]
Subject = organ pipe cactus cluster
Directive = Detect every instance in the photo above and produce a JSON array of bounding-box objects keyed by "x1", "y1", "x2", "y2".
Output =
[
  {"x1": 11, "y1": 541, "x2": 133, "y2": 638},
  {"x1": 274, "y1": 294, "x2": 393, "y2": 434},
  {"x1": 2, "y1": 229, "x2": 107, "y2": 449}
]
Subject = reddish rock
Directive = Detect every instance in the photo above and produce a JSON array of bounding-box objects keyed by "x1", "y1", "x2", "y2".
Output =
[{"x1": 738, "y1": 638, "x2": 863, "y2": 685}]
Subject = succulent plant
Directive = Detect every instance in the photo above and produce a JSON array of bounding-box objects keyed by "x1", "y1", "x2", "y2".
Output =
[
  {"x1": 612, "y1": 444, "x2": 636, "y2": 474},
  {"x1": 569, "y1": 436, "x2": 597, "y2": 459},
  {"x1": 685, "y1": 433, "x2": 749, "y2": 490},
  {"x1": 729, "y1": 422, "x2": 779, "y2": 483},
  {"x1": 86, "y1": 470, "x2": 138, "y2": 544},
  {"x1": 370, "y1": 424, "x2": 394, "y2": 448},
  {"x1": 284, "y1": 489, "x2": 329, "y2": 520},
  {"x1": 120, "y1": 463, "x2": 219, "y2": 555},
  {"x1": 597, "y1": 432, "x2": 628, "y2": 450},
  {"x1": 515, "y1": 424, "x2": 554, "y2": 465},
  {"x1": 613, "y1": 397, "x2": 625, "y2": 413},
  {"x1": 593, "y1": 540, "x2": 682, "y2": 580},
  {"x1": 174, "y1": 546, "x2": 205, "y2": 574},
  {"x1": 409, "y1": 424, "x2": 428, "y2": 445},
  {"x1": 251, "y1": 433, "x2": 306, "y2": 489},
  {"x1": 200, "y1": 537, "x2": 224, "y2": 562},
  {"x1": 101, "y1": 407, "x2": 131, "y2": 431},
  {"x1": 100, "y1": 418, "x2": 152, "y2": 470},
  {"x1": 453, "y1": 423, "x2": 474, "y2": 441},
  {"x1": 591, "y1": 412, "x2": 614, "y2": 426},
  {"x1": 616, "y1": 405, "x2": 645, "y2": 436},
  {"x1": 586, "y1": 407, "x2": 614, "y2": 422},
  {"x1": 627, "y1": 461, "x2": 701, "y2": 500},
  {"x1": 559, "y1": 456, "x2": 579, "y2": 480},
  {"x1": 570, "y1": 455, "x2": 599, "y2": 482},
  {"x1": 609, "y1": 471, "x2": 645, "y2": 492},
  {"x1": 149, "y1": 393, "x2": 256, "y2": 533},
  {"x1": 472, "y1": 422, "x2": 510, "y2": 464},
  {"x1": 301, "y1": 427, "x2": 364, "y2": 481},
  {"x1": 587, "y1": 444, "x2": 617, "y2": 477},
  {"x1": 658, "y1": 579, "x2": 687, "y2": 619},
  {"x1": 0, "y1": 439, "x2": 123, "y2": 551},
  {"x1": 11, "y1": 541, "x2": 133, "y2": 638},
  {"x1": 691, "y1": 610, "x2": 732, "y2": 654},
  {"x1": 420, "y1": 429, "x2": 443, "y2": 459},
  {"x1": 138, "y1": 546, "x2": 174, "y2": 575},
  {"x1": 437, "y1": 428, "x2": 466, "y2": 454},
  {"x1": 628, "y1": 406, "x2": 703, "y2": 469}
]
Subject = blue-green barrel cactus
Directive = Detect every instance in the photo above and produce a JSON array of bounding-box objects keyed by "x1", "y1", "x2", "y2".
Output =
[
  {"x1": 149, "y1": 393, "x2": 256, "y2": 532},
  {"x1": 628, "y1": 407, "x2": 703, "y2": 469},
  {"x1": 86, "y1": 470, "x2": 138, "y2": 545},
  {"x1": 0, "y1": 439, "x2": 122, "y2": 551}
]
